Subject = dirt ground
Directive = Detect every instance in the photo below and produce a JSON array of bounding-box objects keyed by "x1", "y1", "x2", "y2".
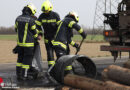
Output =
[{"x1": 0, "y1": 40, "x2": 129, "y2": 63}]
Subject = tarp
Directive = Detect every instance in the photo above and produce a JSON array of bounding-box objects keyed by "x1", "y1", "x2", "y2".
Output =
[{"x1": 32, "y1": 43, "x2": 44, "y2": 72}]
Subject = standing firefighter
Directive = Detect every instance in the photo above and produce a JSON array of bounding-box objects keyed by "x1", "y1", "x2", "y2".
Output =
[
  {"x1": 15, "y1": 4, "x2": 39, "y2": 80},
  {"x1": 52, "y1": 11, "x2": 87, "y2": 73},
  {"x1": 36, "y1": 0, "x2": 60, "y2": 68}
]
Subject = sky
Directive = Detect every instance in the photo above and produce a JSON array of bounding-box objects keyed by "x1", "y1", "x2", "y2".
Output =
[{"x1": 0, "y1": 0, "x2": 97, "y2": 28}]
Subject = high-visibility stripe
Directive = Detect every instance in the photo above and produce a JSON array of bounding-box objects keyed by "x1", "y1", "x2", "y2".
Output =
[
  {"x1": 15, "y1": 22, "x2": 18, "y2": 29},
  {"x1": 34, "y1": 33, "x2": 38, "y2": 38},
  {"x1": 44, "y1": 39, "x2": 48, "y2": 43},
  {"x1": 68, "y1": 21, "x2": 76, "y2": 28},
  {"x1": 35, "y1": 20, "x2": 42, "y2": 26},
  {"x1": 38, "y1": 30, "x2": 43, "y2": 34},
  {"x1": 17, "y1": 42, "x2": 34, "y2": 47},
  {"x1": 48, "y1": 61, "x2": 55, "y2": 66},
  {"x1": 47, "y1": 19, "x2": 56, "y2": 23},
  {"x1": 52, "y1": 41, "x2": 67, "y2": 49},
  {"x1": 16, "y1": 63, "x2": 22, "y2": 67},
  {"x1": 15, "y1": 24, "x2": 17, "y2": 29},
  {"x1": 23, "y1": 23, "x2": 28, "y2": 43},
  {"x1": 42, "y1": 19, "x2": 56, "y2": 23},
  {"x1": 42, "y1": 20, "x2": 46, "y2": 22},
  {"x1": 78, "y1": 28, "x2": 83, "y2": 33},
  {"x1": 65, "y1": 65, "x2": 72, "y2": 70},
  {"x1": 22, "y1": 65, "x2": 30, "y2": 69},
  {"x1": 55, "y1": 22, "x2": 63, "y2": 39},
  {"x1": 16, "y1": 22, "x2": 19, "y2": 43},
  {"x1": 31, "y1": 25, "x2": 36, "y2": 30},
  {"x1": 70, "y1": 41, "x2": 75, "y2": 46},
  {"x1": 57, "y1": 20, "x2": 61, "y2": 25},
  {"x1": 36, "y1": 29, "x2": 39, "y2": 34}
]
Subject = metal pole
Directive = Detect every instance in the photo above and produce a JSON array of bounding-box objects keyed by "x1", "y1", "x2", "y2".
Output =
[
  {"x1": 75, "y1": 39, "x2": 85, "y2": 55},
  {"x1": 110, "y1": 0, "x2": 112, "y2": 14}
]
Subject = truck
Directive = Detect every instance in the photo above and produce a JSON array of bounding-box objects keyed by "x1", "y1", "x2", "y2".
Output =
[{"x1": 100, "y1": 0, "x2": 130, "y2": 61}]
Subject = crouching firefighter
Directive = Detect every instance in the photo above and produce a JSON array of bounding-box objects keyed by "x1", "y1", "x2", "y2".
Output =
[
  {"x1": 15, "y1": 3, "x2": 40, "y2": 80},
  {"x1": 52, "y1": 11, "x2": 87, "y2": 74}
]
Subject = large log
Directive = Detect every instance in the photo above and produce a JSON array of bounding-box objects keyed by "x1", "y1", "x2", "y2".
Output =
[
  {"x1": 106, "y1": 81, "x2": 130, "y2": 89},
  {"x1": 102, "y1": 65, "x2": 130, "y2": 85},
  {"x1": 64, "y1": 74, "x2": 130, "y2": 90}
]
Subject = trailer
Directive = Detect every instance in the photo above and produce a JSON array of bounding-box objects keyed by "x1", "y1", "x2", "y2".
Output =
[{"x1": 100, "y1": 0, "x2": 130, "y2": 61}]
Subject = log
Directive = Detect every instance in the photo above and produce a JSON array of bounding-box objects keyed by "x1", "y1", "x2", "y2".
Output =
[
  {"x1": 64, "y1": 74, "x2": 130, "y2": 90},
  {"x1": 124, "y1": 60, "x2": 130, "y2": 69},
  {"x1": 102, "y1": 65, "x2": 130, "y2": 85},
  {"x1": 106, "y1": 81, "x2": 130, "y2": 89}
]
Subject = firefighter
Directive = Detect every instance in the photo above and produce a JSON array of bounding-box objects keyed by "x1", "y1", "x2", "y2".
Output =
[
  {"x1": 15, "y1": 3, "x2": 40, "y2": 80},
  {"x1": 52, "y1": 11, "x2": 87, "y2": 73},
  {"x1": 36, "y1": 0, "x2": 60, "y2": 68}
]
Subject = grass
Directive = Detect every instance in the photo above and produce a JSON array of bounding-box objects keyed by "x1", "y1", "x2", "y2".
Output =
[
  {"x1": 72, "y1": 35, "x2": 105, "y2": 42},
  {"x1": 0, "y1": 35, "x2": 17, "y2": 41},
  {"x1": 0, "y1": 34, "x2": 105, "y2": 42}
]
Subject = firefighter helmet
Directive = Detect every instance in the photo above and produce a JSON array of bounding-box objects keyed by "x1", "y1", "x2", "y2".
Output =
[
  {"x1": 26, "y1": 3, "x2": 37, "y2": 15},
  {"x1": 69, "y1": 11, "x2": 79, "y2": 22},
  {"x1": 41, "y1": 0, "x2": 53, "y2": 13}
]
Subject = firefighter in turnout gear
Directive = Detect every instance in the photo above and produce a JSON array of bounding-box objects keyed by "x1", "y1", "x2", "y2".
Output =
[
  {"x1": 15, "y1": 3, "x2": 40, "y2": 80},
  {"x1": 52, "y1": 11, "x2": 87, "y2": 74},
  {"x1": 36, "y1": 0, "x2": 60, "y2": 68}
]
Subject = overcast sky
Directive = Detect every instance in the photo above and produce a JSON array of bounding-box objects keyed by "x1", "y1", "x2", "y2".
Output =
[{"x1": 0, "y1": 0, "x2": 96, "y2": 28}]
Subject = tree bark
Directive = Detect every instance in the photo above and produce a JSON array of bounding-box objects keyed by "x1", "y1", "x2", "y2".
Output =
[
  {"x1": 64, "y1": 74, "x2": 130, "y2": 90},
  {"x1": 102, "y1": 65, "x2": 130, "y2": 85}
]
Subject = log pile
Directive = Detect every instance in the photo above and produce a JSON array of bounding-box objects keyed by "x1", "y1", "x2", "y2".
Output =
[
  {"x1": 62, "y1": 60, "x2": 130, "y2": 90},
  {"x1": 63, "y1": 74, "x2": 130, "y2": 90}
]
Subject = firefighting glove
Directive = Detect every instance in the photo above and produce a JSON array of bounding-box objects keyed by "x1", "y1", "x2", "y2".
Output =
[
  {"x1": 81, "y1": 32, "x2": 87, "y2": 39},
  {"x1": 74, "y1": 43, "x2": 80, "y2": 51},
  {"x1": 12, "y1": 45, "x2": 19, "y2": 54}
]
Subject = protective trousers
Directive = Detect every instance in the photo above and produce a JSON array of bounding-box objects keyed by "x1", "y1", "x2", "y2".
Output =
[
  {"x1": 54, "y1": 46, "x2": 72, "y2": 74},
  {"x1": 45, "y1": 42, "x2": 55, "y2": 68},
  {"x1": 16, "y1": 47, "x2": 34, "y2": 79}
]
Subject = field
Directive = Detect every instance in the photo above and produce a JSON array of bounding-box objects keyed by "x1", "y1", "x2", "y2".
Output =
[
  {"x1": 0, "y1": 35, "x2": 105, "y2": 42},
  {"x1": 0, "y1": 35, "x2": 129, "y2": 63}
]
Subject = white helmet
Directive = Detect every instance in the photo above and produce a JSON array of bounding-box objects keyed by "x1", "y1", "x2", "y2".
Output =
[{"x1": 69, "y1": 11, "x2": 79, "y2": 22}]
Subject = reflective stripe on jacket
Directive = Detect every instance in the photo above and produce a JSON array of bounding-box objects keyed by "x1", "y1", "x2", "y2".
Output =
[{"x1": 15, "y1": 15, "x2": 38, "y2": 47}]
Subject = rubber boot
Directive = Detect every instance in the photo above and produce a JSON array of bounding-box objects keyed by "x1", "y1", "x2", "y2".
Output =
[
  {"x1": 21, "y1": 68, "x2": 33, "y2": 81},
  {"x1": 16, "y1": 67, "x2": 22, "y2": 80},
  {"x1": 48, "y1": 64, "x2": 52, "y2": 69},
  {"x1": 28, "y1": 66, "x2": 39, "y2": 79}
]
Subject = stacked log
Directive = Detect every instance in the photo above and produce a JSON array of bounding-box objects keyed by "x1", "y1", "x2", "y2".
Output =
[
  {"x1": 58, "y1": 60, "x2": 130, "y2": 89},
  {"x1": 102, "y1": 65, "x2": 130, "y2": 85}
]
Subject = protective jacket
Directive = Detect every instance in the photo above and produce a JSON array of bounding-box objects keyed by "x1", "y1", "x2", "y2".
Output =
[
  {"x1": 36, "y1": 11, "x2": 60, "y2": 42},
  {"x1": 52, "y1": 17, "x2": 86, "y2": 50},
  {"x1": 15, "y1": 14, "x2": 38, "y2": 47}
]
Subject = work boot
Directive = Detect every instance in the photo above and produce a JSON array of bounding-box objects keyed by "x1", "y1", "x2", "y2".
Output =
[
  {"x1": 48, "y1": 64, "x2": 52, "y2": 69},
  {"x1": 28, "y1": 66, "x2": 39, "y2": 79},
  {"x1": 16, "y1": 67, "x2": 22, "y2": 80},
  {"x1": 21, "y1": 68, "x2": 34, "y2": 81}
]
